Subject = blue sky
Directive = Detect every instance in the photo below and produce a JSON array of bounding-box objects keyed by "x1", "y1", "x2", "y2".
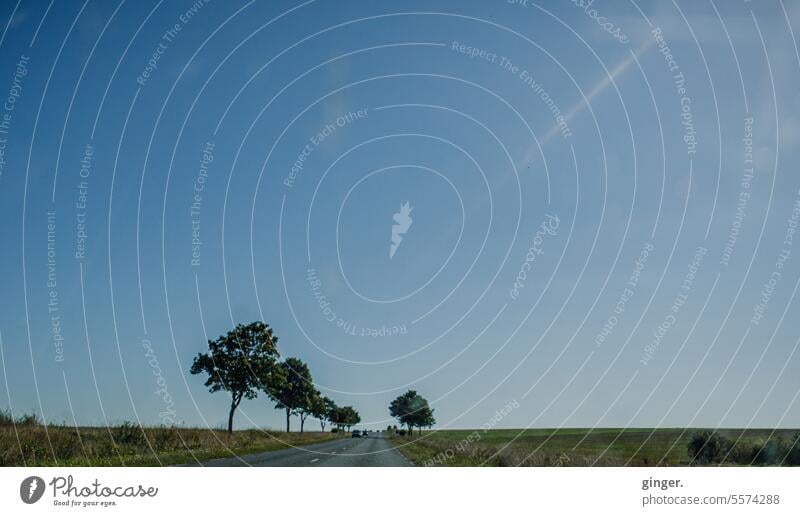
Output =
[{"x1": 1, "y1": 0, "x2": 799, "y2": 431}]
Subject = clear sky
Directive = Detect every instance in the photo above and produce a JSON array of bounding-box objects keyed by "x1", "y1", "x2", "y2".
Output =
[{"x1": 1, "y1": 0, "x2": 799, "y2": 431}]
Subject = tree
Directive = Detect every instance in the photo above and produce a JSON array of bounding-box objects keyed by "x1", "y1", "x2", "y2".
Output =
[
  {"x1": 329, "y1": 406, "x2": 360, "y2": 431},
  {"x1": 296, "y1": 388, "x2": 321, "y2": 433},
  {"x1": 190, "y1": 322, "x2": 280, "y2": 434},
  {"x1": 310, "y1": 395, "x2": 336, "y2": 432},
  {"x1": 415, "y1": 404, "x2": 436, "y2": 436},
  {"x1": 341, "y1": 406, "x2": 361, "y2": 431},
  {"x1": 329, "y1": 406, "x2": 345, "y2": 431},
  {"x1": 269, "y1": 358, "x2": 316, "y2": 432},
  {"x1": 389, "y1": 390, "x2": 415, "y2": 435},
  {"x1": 389, "y1": 390, "x2": 435, "y2": 436}
]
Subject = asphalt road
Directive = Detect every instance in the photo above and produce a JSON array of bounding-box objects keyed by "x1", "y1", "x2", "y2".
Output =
[{"x1": 193, "y1": 433, "x2": 412, "y2": 467}]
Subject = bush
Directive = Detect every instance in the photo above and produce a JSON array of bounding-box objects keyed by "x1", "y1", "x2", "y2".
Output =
[
  {"x1": 0, "y1": 409, "x2": 13, "y2": 426},
  {"x1": 112, "y1": 422, "x2": 146, "y2": 447},
  {"x1": 753, "y1": 438, "x2": 780, "y2": 465},
  {"x1": 782, "y1": 434, "x2": 800, "y2": 465},
  {"x1": 723, "y1": 436, "x2": 798, "y2": 465},
  {"x1": 331, "y1": 428, "x2": 339, "y2": 433},
  {"x1": 16, "y1": 413, "x2": 40, "y2": 426},
  {"x1": 784, "y1": 433, "x2": 800, "y2": 465},
  {"x1": 687, "y1": 431, "x2": 731, "y2": 464},
  {"x1": 727, "y1": 441, "x2": 758, "y2": 464}
]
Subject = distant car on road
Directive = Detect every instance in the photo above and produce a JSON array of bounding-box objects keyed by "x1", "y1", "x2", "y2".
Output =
[
  {"x1": 351, "y1": 430, "x2": 361, "y2": 438},
  {"x1": 362, "y1": 430, "x2": 368, "y2": 436}
]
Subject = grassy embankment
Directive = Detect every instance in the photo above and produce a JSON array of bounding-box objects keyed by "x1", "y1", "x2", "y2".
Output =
[
  {"x1": 390, "y1": 428, "x2": 800, "y2": 466},
  {"x1": 0, "y1": 412, "x2": 339, "y2": 466}
]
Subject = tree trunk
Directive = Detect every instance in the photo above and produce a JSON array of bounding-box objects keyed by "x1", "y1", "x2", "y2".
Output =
[
  {"x1": 227, "y1": 397, "x2": 237, "y2": 434},
  {"x1": 300, "y1": 414, "x2": 305, "y2": 433},
  {"x1": 320, "y1": 420, "x2": 326, "y2": 432},
  {"x1": 285, "y1": 407, "x2": 291, "y2": 432}
]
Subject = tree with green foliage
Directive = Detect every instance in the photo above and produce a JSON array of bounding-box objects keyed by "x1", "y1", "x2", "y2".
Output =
[
  {"x1": 329, "y1": 406, "x2": 360, "y2": 431},
  {"x1": 389, "y1": 390, "x2": 435, "y2": 436},
  {"x1": 310, "y1": 395, "x2": 336, "y2": 432},
  {"x1": 415, "y1": 404, "x2": 436, "y2": 436},
  {"x1": 329, "y1": 406, "x2": 344, "y2": 431},
  {"x1": 190, "y1": 322, "x2": 280, "y2": 434},
  {"x1": 269, "y1": 358, "x2": 317, "y2": 432},
  {"x1": 341, "y1": 406, "x2": 361, "y2": 431},
  {"x1": 296, "y1": 388, "x2": 320, "y2": 433}
]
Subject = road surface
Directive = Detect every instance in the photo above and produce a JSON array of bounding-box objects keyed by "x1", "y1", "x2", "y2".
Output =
[{"x1": 191, "y1": 433, "x2": 412, "y2": 467}]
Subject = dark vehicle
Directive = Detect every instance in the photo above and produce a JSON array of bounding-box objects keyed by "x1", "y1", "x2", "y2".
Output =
[{"x1": 351, "y1": 430, "x2": 361, "y2": 438}]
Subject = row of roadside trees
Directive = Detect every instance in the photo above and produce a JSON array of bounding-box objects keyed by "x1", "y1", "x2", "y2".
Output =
[{"x1": 190, "y1": 321, "x2": 360, "y2": 434}]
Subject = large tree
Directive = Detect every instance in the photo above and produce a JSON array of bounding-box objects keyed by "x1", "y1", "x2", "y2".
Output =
[
  {"x1": 269, "y1": 358, "x2": 316, "y2": 432},
  {"x1": 389, "y1": 390, "x2": 435, "y2": 436},
  {"x1": 190, "y1": 322, "x2": 280, "y2": 433}
]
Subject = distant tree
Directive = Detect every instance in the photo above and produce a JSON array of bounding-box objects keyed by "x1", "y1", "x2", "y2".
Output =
[
  {"x1": 389, "y1": 390, "x2": 434, "y2": 436},
  {"x1": 329, "y1": 407, "x2": 342, "y2": 431},
  {"x1": 310, "y1": 395, "x2": 336, "y2": 432},
  {"x1": 341, "y1": 406, "x2": 361, "y2": 431},
  {"x1": 190, "y1": 322, "x2": 280, "y2": 434},
  {"x1": 269, "y1": 358, "x2": 316, "y2": 432},
  {"x1": 389, "y1": 390, "x2": 416, "y2": 435}
]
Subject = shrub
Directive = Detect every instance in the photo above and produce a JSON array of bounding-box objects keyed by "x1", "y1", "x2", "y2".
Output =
[
  {"x1": 687, "y1": 430, "x2": 730, "y2": 464},
  {"x1": 785, "y1": 433, "x2": 800, "y2": 465},
  {"x1": 112, "y1": 422, "x2": 146, "y2": 447},
  {"x1": 727, "y1": 441, "x2": 758, "y2": 464},
  {"x1": 0, "y1": 410, "x2": 16, "y2": 426},
  {"x1": 17, "y1": 413, "x2": 40, "y2": 426},
  {"x1": 752, "y1": 438, "x2": 780, "y2": 465},
  {"x1": 0, "y1": 409, "x2": 13, "y2": 426}
]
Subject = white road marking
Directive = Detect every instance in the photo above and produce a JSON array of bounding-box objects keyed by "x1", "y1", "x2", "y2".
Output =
[{"x1": 309, "y1": 458, "x2": 319, "y2": 463}]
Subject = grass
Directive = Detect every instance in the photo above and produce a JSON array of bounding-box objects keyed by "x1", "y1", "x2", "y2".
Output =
[
  {"x1": 390, "y1": 428, "x2": 800, "y2": 466},
  {"x1": 0, "y1": 414, "x2": 340, "y2": 466}
]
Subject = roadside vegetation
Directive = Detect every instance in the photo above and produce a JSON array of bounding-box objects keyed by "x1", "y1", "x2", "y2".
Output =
[
  {"x1": 0, "y1": 411, "x2": 337, "y2": 466},
  {"x1": 1, "y1": 320, "x2": 361, "y2": 466},
  {"x1": 390, "y1": 428, "x2": 800, "y2": 467},
  {"x1": 687, "y1": 429, "x2": 800, "y2": 466},
  {"x1": 190, "y1": 321, "x2": 360, "y2": 434}
]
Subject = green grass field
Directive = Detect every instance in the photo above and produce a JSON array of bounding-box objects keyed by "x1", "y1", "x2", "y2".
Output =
[
  {"x1": 0, "y1": 421, "x2": 340, "y2": 466},
  {"x1": 391, "y1": 428, "x2": 800, "y2": 466}
]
